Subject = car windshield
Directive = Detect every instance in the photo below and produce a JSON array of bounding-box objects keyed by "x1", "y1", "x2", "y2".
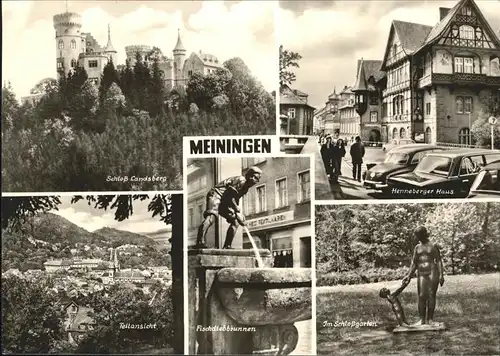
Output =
[
  {"x1": 470, "y1": 169, "x2": 500, "y2": 192},
  {"x1": 384, "y1": 152, "x2": 409, "y2": 164},
  {"x1": 415, "y1": 156, "x2": 452, "y2": 176}
]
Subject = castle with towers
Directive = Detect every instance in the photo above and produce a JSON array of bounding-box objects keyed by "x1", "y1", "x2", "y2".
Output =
[{"x1": 52, "y1": 10, "x2": 224, "y2": 92}]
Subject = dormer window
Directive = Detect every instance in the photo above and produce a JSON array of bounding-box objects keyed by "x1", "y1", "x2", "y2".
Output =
[
  {"x1": 392, "y1": 44, "x2": 397, "y2": 57},
  {"x1": 459, "y1": 25, "x2": 474, "y2": 40},
  {"x1": 461, "y1": 6, "x2": 472, "y2": 16}
]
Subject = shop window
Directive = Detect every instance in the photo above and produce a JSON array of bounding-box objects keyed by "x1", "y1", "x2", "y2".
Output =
[{"x1": 272, "y1": 237, "x2": 293, "y2": 268}]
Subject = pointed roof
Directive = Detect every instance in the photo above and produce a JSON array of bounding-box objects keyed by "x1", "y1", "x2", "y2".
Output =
[
  {"x1": 105, "y1": 24, "x2": 116, "y2": 53},
  {"x1": 174, "y1": 29, "x2": 186, "y2": 52},
  {"x1": 393, "y1": 20, "x2": 433, "y2": 54},
  {"x1": 352, "y1": 58, "x2": 368, "y2": 92},
  {"x1": 381, "y1": 20, "x2": 432, "y2": 70},
  {"x1": 416, "y1": 0, "x2": 500, "y2": 54}
]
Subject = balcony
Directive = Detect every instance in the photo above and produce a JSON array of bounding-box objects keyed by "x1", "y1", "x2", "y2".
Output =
[{"x1": 417, "y1": 73, "x2": 500, "y2": 88}]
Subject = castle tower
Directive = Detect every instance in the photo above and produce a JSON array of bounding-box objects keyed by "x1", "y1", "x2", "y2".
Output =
[
  {"x1": 104, "y1": 24, "x2": 118, "y2": 65},
  {"x1": 53, "y1": 11, "x2": 84, "y2": 79},
  {"x1": 114, "y1": 248, "x2": 120, "y2": 271},
  {"x1": 172, "y1": 29, "x2": 186, "y2": 89}
]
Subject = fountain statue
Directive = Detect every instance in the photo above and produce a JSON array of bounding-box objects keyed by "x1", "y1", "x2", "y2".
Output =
[
  {"x1": 380, "y1": 226, "x2": 446, "y2": 333},
  {"x1": 196, "y1": 166, "x2": 263, "y2": 249}
]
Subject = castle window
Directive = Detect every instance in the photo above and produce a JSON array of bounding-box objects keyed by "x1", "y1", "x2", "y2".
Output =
[
  {"x1": 57, "y1": 62, "x2": 63, "y2": 69},
  {"x1": 456, "y1": 96, "x2": 473, "y2": 114},
  {"x1": 188, "y1": 70, "x2": 193, "y2": 77},
  {"x1": 461, "y1": 6, "x2": 472, "y2": 16},
  {"x1": 459, "y1": 25, "x2": 474, "y2": 40},
  {"x1": 58, "y1": 40, "x2": 64, "y2": 49},
  {"x1": 88, "y1": 60, "x2": 98, "y2": 68},
  {"x1": 71, "y1": 40, "x2": 76, "y2": 49},
  {"x1": 71, "y1": 59, "x2": 77, "y2": 68},
  {"x1": 454, "y1": 56, "x2": 474, "y2": 73},
  {"x1": 425, "y1": 102, "x2": 431, "y2": 116},
  {"x1": 370, "y1": 111, "x2": 378, "y2": 122},
  {"x1": 475, "y1": 27, "x2": 482, "y2": 39},
  {"x1": 459, "y1": 128, "x2": 471, "y2": 145}
]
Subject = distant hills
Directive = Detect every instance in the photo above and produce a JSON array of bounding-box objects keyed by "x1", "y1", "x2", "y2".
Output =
[{"x1": 1, "y1": 213, "x2": 170, "y2": 272}]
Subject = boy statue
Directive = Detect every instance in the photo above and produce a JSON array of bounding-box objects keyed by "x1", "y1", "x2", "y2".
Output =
[
  {"x1": 379, "y1": 278, "x2": 411, "y2": 326},
  {"x1": 196, "y1": 166, "x2": 262, "y2": 249}
]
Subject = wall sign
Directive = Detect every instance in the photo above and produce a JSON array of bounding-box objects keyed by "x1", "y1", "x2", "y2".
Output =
[{"x1": 246, "y1": 211, "x2": 294, "y2": 230}]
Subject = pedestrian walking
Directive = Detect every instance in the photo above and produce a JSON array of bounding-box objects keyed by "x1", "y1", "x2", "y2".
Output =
[
  {"x1": 321, "y1": 135, "x2": 335, "y2": 178},
  {"x1": 349, "y1": 136, "x2": 365, "y2": 182},
  {"x1": 332, "y1": 138, "x2": 346, "y2": 182}
]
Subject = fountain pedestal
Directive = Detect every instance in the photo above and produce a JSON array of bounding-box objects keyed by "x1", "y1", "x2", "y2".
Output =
[{"x1": 188, "y1": 249, "x2": 312, "y2": 355}]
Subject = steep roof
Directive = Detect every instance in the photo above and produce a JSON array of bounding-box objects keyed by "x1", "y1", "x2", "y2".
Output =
[
  {"x1": 352, "y1": 59, "x2": 368, "y2": 92},
  {"x1": 393, "y1": 20, "x2": 433, "y2": 54},
  {"x1": 280, "y1": 84, "x2": 315, "y2": 108},
  {"x1": 173, "y1": 29, "x2": 186, "y2": 52},
  {"x1": 105, "y1": 24, "x2": 116, "y2": 53},
  {"x1": 194, "y1": 51, "x2": 222, "y2": 67},
  {"x1": 416, "y1": 0, "x2": 500, "y2": 53}
]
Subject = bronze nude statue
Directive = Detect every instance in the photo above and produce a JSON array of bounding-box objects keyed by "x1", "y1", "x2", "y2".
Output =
[
  {"x1": 379, "y1": 278, "x2": 411, "y2": 326},
  {"x1": 402, "y1": 226, "x2": 445, "y2": 326},
  {"x1": 196, "y1": 166, "x2": 262, "y2": 249}
]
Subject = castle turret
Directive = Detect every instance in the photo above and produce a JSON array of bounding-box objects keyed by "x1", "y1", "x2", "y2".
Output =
[
  {"x1": 53, "y1": 12, "x2": 84, "y2": 79},
  {"x1": 173, "y1": 29, "x2": 186, "y2": 88},
  {"x1": 352, "y1": 58, "x2": 368, "y2": 116},
  {"x1": 105, "y1": 24, "x2": 118, "y2": 64}
]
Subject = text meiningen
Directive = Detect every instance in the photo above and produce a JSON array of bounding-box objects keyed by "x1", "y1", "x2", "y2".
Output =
[{"x1": 190, "y1": 138, "x2": 271, "y2": 154}]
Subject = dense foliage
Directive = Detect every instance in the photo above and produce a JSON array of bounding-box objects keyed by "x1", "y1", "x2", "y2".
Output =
[
  {"x1": 2, "y1": 55, "x2": 275, "y2": 192},
  {"x1": 316, "y1": 203, "x2": 500, "y2": 286},
  {"x1": 1, "y1": 274, "x2": 173, "y2": 354},
  {"x1": 2, "y1": 194, "x2": 183, "y2": 354}
]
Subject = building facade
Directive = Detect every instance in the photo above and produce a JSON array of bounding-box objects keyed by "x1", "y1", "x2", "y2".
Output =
[
  {"x1": 186, "y1": 157, "x2": 312, "y2": 268},
  {"x1": 324, "y1": 0, "x2": 500, "y2": 144},
  {"x1": 338, "y1": 86, "x2": 361, "y2": 139},
  {"x1": 240, "y1": 157, "x2": 312, "y2": 268},
  {"x1": 315, "y1": 88, "x2": 341, "y2": 136},
  {"x1": 352, "y1": 59, "x2": 385, "y2": 143},
  {"x1": 280, "y1": 85, "x2": 315, "y2": 135}
]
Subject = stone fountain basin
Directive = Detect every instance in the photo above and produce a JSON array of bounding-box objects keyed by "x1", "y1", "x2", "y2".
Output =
[{"x1": 215, "y1": 267, "x2": 312, "y2": 326}]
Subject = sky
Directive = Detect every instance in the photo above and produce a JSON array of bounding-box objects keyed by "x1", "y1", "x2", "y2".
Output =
[
  {"x1": 279, "y1": 0, "x2": 500, "y2": 109},
  {"x1": 51, "y1": 195, "x2": 169, "y2": 234},
  {"x1": 2, "y1": 0, "x2": 277, "y2": 98}
]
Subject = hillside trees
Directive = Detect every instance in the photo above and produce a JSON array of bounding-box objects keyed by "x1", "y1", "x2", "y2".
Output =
[{"x1": 316, "y1": 203, "x2": 500, "y2": 286}]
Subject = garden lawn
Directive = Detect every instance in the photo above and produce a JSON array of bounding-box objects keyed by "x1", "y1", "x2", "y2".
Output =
[{"x1": 316, "y1": 273, "x2": 500, "y2": 355}]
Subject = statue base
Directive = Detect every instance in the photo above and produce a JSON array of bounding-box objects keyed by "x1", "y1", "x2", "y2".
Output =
[{"x1": 393, "y1": 322, "x2": 446, "y2": 333}]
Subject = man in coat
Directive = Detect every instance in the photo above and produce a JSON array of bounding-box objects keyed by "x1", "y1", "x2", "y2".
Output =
[{"x1": 349, "y1": 136, "x2": 365, "y2": 182}]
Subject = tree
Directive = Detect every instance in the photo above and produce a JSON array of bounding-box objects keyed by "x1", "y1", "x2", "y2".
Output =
[
  {"x1": 1, "y1": 275, "x2": 67, "y2": 353},
  {"x1": 2, "y1": 82, "x2": 19, "y2": 132},
  {"x1": 471, "y1": 110, "x2": 500, "y2": 149},
  {"x1": 279, "y1": 45, "x2": 302, "y2": 88},
  {"x1": 147, "y1": 57, "x2": 166, "y2": 117},
  {"x1": 2, "y1": 194, "x2": 183, "y2": 354},
  {"x1": 99, "y1": 59, "x2": 120, "y2": 103}
]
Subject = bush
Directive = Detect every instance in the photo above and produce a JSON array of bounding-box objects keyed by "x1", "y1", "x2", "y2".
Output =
[{"x1": 317, "y1": 267, "x2": 410, "y2": 287}]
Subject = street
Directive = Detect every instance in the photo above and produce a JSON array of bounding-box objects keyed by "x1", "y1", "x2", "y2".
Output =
[{"x1": 303, "y1": 138, "x2": 388, "y2": 200}]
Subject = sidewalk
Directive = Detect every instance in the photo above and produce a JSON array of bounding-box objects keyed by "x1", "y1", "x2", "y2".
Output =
[{"x1": 301, "y1": 137, "x2": 335, "y2": 200}]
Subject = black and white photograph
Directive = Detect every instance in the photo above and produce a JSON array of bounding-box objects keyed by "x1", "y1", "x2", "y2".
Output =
[
  {"x1": 186, "y1": 155, "x2": 314, "y2": 355},
  {"x1": 2, "y1": 0, "x2": 276, "y2": 192},
  {"x1": 1, "y1": 193, "x2": 183, "y2": 354},
  {"x1": 315, "y1": 201, "x2": 500, "y2": 355},
  {"x1": 278, "y1": 0, "x2": 500, "y2": 200}
]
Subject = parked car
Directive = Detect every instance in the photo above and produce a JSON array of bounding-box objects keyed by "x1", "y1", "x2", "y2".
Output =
[
  {"x1": 467, "y1": 160, "x2": 500, "y2": 198},
  {"x1": 382, "y1": 138, "x2": 416, "y2": 152},
  {"x1": 363, "y1": 145, "x2": 446, "y2": 191},
  {"x1": 387, "y1": 149, "x2": 500, "y2": 198}
]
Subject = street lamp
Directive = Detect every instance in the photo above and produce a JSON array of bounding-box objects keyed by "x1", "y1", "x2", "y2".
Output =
[{"x1": 488, "y1": 116, "x2": 497, "y2": 150}]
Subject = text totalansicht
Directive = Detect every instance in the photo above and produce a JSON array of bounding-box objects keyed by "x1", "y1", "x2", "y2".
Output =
[{"x1": 190, "y1": 138, "x2": 272, "y2": 155}]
